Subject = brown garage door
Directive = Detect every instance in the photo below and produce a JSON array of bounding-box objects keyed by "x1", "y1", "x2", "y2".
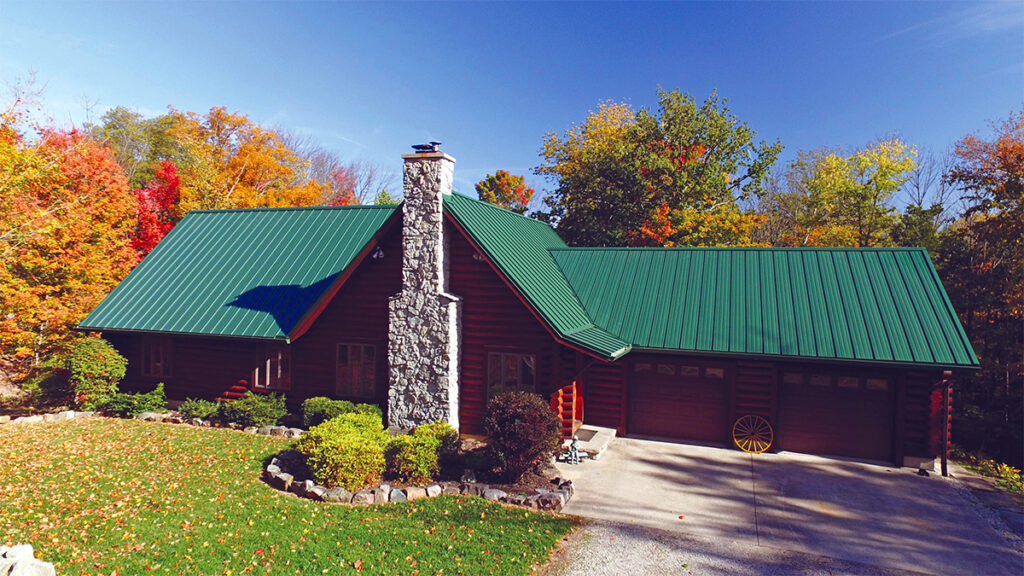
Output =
[
  {"x1": 777, "y1": 371, "x2": 893, "y2": 461},
  {"x1": 628, "y1": 361, "x2": 729, "y2": 443}
]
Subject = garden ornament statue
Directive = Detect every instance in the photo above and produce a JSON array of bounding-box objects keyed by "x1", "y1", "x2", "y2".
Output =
[{"x1": 566, "y1": 435, "x2": 580, "y2": 465}]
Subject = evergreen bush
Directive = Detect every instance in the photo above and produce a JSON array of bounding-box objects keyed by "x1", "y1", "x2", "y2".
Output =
[
  {"x1": 178, "y1": 397, "x2": 220, "y2": 420},
  {"x1": 103, "y1": 383, "x2": 167, "y2": 417},
  {"x1": 67, "y1": 337, "x2": 127, "y2": 410},
  {"x1": 301, "y1": 396, "x2": 382, "y2": 428},
  {"x1": 413, "y1": 421, "x2": 460, "y2": 464},
  {"x1": 295, "y1": 412, "x2": 388, "y2": 491},
  {"x1": 217, "y1": 392, "x2": 286, "y2": 427},
  {"x1": 385, "y1": 434, "x2": 441, "y2": 483}
]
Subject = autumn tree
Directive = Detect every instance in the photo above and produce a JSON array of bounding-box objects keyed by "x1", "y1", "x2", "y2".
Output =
[
  {"x1": 538, "y1": 90, "x2": 780, "y2": 246},
  {"x1": 132, "y1": 160, "x2": 181, "y2": 256},
  {"x1": 476, "y1": 170, "x2": 535, "y2": 214},
  {"x1": 1, "y1": 99, "x2": 137, "y2": 367},
  {"x1": 938, "y1": 109, "x2": 1023, "y2": 464},
  {"x1": 779, "y1": 139, "x2": 917, "y2": 247}
]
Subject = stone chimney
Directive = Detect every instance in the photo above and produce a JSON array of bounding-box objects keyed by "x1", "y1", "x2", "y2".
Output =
[{"x1": 387, "y1": 147, "x2": 462, "y2": 430}]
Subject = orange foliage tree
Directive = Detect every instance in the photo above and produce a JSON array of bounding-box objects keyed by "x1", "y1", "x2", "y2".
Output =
[
  {"x1": 475, "y1": 170, "x2": 535, "y2": 214},
  {"x1": 0, "y1": 101, "x2": 137, "y2": 366},
  {"x1": 170, "y1": 107, "x2": 331, "y2": 211}
]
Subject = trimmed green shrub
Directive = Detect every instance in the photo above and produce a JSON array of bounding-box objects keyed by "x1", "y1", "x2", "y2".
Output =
[
  {"x1": 103, "y1": 383, "x2": 167, "y2": 417},
  {"x1": 178, "y1": 397, "x2": 220, "y2": 420},
  {"x1": 413, "y1": 421, "x2": 460, "y2": 464},
  {"x1": 385, "y1": 434, "x2": 441, "y2": 483},
  {"x1": 217, "y1": 392, "x2": 286, "y2": 427},
  {"x1": 483, "y1": 391, "x2": 562, "y2": 483},
  {"x1": 295, "y1": 412, "x2": 388, "y2": 491},
  {"x1": 67, "y1": 337, "x2": 127, "y2": 410},
  {"x1": 301, "y1": 396, "x2": 383, "y2": 428}
]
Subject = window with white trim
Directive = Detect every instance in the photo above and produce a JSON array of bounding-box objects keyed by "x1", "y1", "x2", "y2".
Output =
[
  {"x1": 487, "y1": 352, "x2": 536, "y2": 398},
  {"x1": 253, "y1": 347, "x2": 290, "y2": 390},
  {"x1": 141, "y1": 337, "x2": 172, "y2": 378},
  {"x1": 336, "y1": 343, "x2": 376, "y2": 399}
]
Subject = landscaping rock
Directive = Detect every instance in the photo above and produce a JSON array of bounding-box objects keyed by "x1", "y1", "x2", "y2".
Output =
[
  {"x1": 257, "y1": 426, "x2": 274, "y2": 435},
  {"x1": 270, "y1": 472, "x2": 294, "y2": 491},
  {"x1": 76, "y1": 411, "x2": 96, "y2": 418},
  {"x1": 307, "y1": 485, "x2": 327, "y2": 501},
  {"x1": 524, "y1": 493, "x2": 543, "y2": 508},
  {"x1": 12, "y1": 415, "x2": 42, "y2": 424},
  {"x1": 405, "y1": 486, "x2": 428, "y2": 501},
  {"x1": 0, "y1": 544, "x2": 56, "y2": 576},
  {"x1": 502, "y1": 493, "x2": 527, "y2": 506},
  {"x1": 537, "y1": 491, "x2": 566, "y2": 512},
  {"x1": 227, "y1": 423, "x2": 242, "y2": 430},
  {"x1": 558, "y1": 480, "x2": 574, "y2": 498},
  {"x1": 270, "y1": 457, "x2": 281, "y2": 467},
  {"x1": 243, "y1": 427, "x2": 257, "y2": 434},
  {"x1": 352, "y1": 490, "x2": 374, "y2": 505},
  {"x1": 292, "y1": 480, "x2": 315, "y2": 498},
  {"x1": 284, "y1": 427, "x2": 304, "y2": 438},
  {"x1": 375, "y1": 484, "x2": 392, "y2": 504},
  {"x1": 461, "y1": 469, "x2": 477, "y2": 483},
  {"x1": 269, "y1": 426, "x2": 288, "y2": 437},
  {"x1": 41, "y1": 413, "x2": 56, "y2": 422},
  {"x1": 323, "y1": 487, "x2": 353, "y2": 503},
  {"x1": 0, "y1": 415, "x2": 10, "y2": 424},
  {"x1": 425, "y1": 484, "x2": 442, "y2": 498},
  {"x1": 466, "y1": 483, "x2": 489, "y2": 497},
  {"x1": 483, "y1": 489, "x2": 507, "y2": 502},
  {"x1": 390, "y1": 489, "x2": 407, "y2": 502},
  {"x1": 165, "y1": 416, "x2": 184, "y2": 424},
  {"x1": 136, "y1": 412, "x2": 166, "y2": 422},
  {"x1": 442, "y1": 483, "x2": 462, "y2": 496}
]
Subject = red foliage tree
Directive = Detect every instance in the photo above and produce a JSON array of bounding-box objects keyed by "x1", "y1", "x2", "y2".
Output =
[{"x1": 132, "y1": 160, "x2": 182, "y2": 256}]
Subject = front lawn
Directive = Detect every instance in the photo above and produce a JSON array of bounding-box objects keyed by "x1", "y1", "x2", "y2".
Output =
[{"x1": 0, "y1": 418, "x2": 573, "y2": 575}]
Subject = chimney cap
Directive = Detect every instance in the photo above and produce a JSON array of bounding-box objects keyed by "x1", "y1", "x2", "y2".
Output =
[{"x1": 411, "y1": 141, "x2": 442, "y2": 153}]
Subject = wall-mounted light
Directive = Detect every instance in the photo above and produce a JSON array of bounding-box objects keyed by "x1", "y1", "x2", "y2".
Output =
[
  {"x1": 472, "y1": 252, "x2": 485, "y2": 262},
  {"x1": 371, "y1": 247, "x2": 385, "y2": 260}
]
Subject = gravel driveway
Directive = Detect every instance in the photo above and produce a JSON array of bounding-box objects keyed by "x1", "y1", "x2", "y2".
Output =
[{"x1": 550, "y1": 438, "x2": 1022, "y2": 576}]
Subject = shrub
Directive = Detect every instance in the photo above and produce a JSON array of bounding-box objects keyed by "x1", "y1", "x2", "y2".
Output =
[
  {"x1": 386, "y1": 434, "x2": 441, "y2": 483},
  {"x1": 21, "y1": 364, "x2": 71, "y2": 407},
  {"x1": 217, "y1": 392, "x2": 286, "y2": 427},
  {"x1": 295, "y1": 412, "x2": 388, "y2": 491},
  {"x1": 178, "y1": 397, "x2": 220, "y2": 420},
  {"x1": 301, "y1": 396, "x2": 383, "y2": 428},
  {"x1": 67, "y1": 337, "x2": 127, "y2": 410},
  {"x1": 413, "y1": 421, "x2": 460, "y2": 464},
  {"x1": 483, "y1": 391, "x2": 562, "y2": 483},
  {"x1": 103, "y1": 383, "x2": 167, "y2": 417}
]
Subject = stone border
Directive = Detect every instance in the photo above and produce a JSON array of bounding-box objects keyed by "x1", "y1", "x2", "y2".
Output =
[
  {"x1": 0, "y1": 409, "x2": 307, "y2": 440},
  {"x1": 0, "y1": 410, "x2": 95, "y2": 425},
  {"x1": 263, "y1": 454, "x2": 575, "y2": 512}
]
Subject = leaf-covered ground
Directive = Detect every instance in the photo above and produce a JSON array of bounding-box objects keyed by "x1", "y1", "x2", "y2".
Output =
[{"x1": 0, "y1": 418, "x2": 573, "y2": 575}]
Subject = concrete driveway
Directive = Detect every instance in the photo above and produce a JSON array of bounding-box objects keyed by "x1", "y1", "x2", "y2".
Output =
[{"x1": 553, "y1": 438, "x2": 1022, "y2": 575}]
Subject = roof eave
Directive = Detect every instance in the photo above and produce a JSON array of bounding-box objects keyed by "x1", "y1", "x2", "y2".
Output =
[{"x1": 627, "y1": 345, "x2": 981, "y2": 372}]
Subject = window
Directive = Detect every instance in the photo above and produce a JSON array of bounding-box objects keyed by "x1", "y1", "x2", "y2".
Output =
[
  {"x1": 634, "y1": 362, "x2": 652, "y2": 373},
  {"x1": 809, "y1": 374, "x2": 832, "y2": 387},
  {"x1": 679, "y1": 365, "x2": 700, "y2": 377},
  {"x1": 704, "y1": 367, "x2": 725, "y2": 379},
  {"x1": 336, "y1": 343, "x2": 376, "y2": 399},
  {"x1": 487, "y1": 352, "x2": 536, "y2": 398},
  {"x1": 141, "y1": 338, "x2": 172, "y2": 378},
  {"x1": 865, "y1": 378, "x2": 889, "y2": 391},
  {"x1": 782, "y1": 372, "x2": 803, "y2": 385},
  {"x1": 838, "y1": 376, "x2": 860, "y2": 388},
  {"x1": 656, "y1": 364, "x2": 676, "y2": 375},
  {"x1": 253, "y1": 347, "x2": 290, "y2": 390}
]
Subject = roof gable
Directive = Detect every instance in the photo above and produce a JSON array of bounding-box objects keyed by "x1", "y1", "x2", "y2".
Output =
[
  {"x1": 443, "y1": 193, "x2": 630, "y2": 360},
  {"x1": 79, "y1": 206, "x2": 398, "y2": 341},
  {"x1": 552, "y1": 247, "x2": 979, "y2": 369}
]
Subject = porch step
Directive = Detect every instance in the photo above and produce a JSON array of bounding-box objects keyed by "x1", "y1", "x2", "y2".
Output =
[
  {"x1": 215, "y1": 384, "x2": 250, "y2": 403},
  {"x1": 561, "y1": 425, "x2": 617, "y2": 461}
]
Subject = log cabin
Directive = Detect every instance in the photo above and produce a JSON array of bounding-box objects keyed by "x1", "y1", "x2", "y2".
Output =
[{"x1": 79, "y1": 148, "x2": 978, "y2": 469}]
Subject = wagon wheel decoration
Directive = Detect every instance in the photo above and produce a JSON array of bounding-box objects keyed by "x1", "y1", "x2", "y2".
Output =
[{"x1": 732, "y1": 414, "x2": 774, "y2": 453}]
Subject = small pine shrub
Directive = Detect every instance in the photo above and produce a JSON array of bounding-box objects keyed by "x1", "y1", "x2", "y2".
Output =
[
  {"x1": 483, "y1": 391, "x2": 562, "y2": 483},
  {"x1": 413, "y1": 421, "x2": 460, "y2": 464},
  {"x1": 178, "y1": 397, "x2": 220, "y2": 420},
  {"x1": 217, "y1": 392, "x2": 286, "y2": 427},
  {"x1": 301, "y1": 396, "x2": 383, "y2": 428},
  {"x1": 385, "y1": 434, "x2": 441, "y2": 483},
  {"x1": 295, "y1": 412, "x2": 388, "y2": 491},
  {"x1": 67, "y1": 337, "x2": 127, "y2": 410},
  {"x1": 103, "y1": 383, "x2": 168, "y2": 417}
]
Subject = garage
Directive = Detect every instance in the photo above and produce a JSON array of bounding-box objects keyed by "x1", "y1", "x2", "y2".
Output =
[
  {"x1": 628, "y1": 360, "x2": 729, "y2": 443},
  {"x1": 776, "y1": 371, "x2": 894, "y2": 461}
]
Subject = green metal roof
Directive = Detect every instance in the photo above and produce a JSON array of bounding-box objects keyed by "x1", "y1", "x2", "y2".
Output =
[
  {"x1": 79, "y1": 206, "x2": 398, "y2": 341},
  {"x1": 443, "y1": 193, "x2": 631, "y2": 360},
  {"x1": 551, "y1": 247, "x2": 978, "y2": 369}
]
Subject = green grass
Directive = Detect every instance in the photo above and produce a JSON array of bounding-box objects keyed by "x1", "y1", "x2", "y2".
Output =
[{"x1": 0, "y1": 418, "x2": 573, "y2": 575}]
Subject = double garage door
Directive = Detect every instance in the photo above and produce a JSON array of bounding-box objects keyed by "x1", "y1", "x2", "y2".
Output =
[{"x1": 627, "y1": 359, "x2": 895, "y2": 462}]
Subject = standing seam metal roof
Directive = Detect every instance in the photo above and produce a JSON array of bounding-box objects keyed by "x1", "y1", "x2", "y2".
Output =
[
  {"x1": 551, "y1": 247, "x2": 978, "y2": 368},
  {"x1": 78, "y1": 206, "x2": 398, "y2": 340}
]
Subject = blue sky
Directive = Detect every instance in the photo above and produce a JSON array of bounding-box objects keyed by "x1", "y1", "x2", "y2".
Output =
[{"x1": 1, "y1": 1, "x2": 1021, "y2": 199}]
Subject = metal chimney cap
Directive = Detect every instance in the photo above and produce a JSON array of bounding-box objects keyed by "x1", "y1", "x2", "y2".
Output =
[{"x1": 411, "y1": 141, "x2": 442, "y2": 153}]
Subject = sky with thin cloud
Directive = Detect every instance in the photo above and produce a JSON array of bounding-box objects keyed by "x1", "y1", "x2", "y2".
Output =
[{"x1": 1, "y1": 1, "x2": 1020, "y2": 199}]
